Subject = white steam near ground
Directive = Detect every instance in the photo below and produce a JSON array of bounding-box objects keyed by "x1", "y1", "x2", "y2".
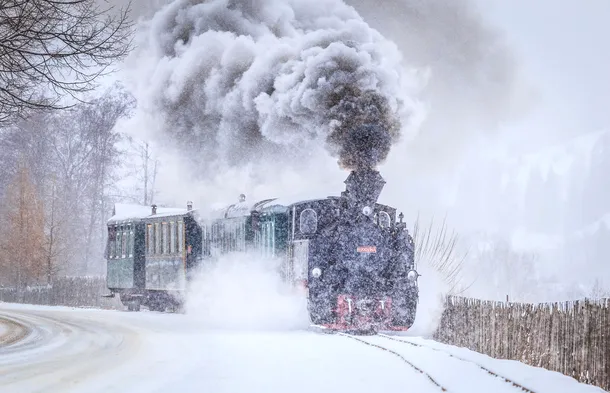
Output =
[
  {"x1": 184, "y1": 252, "x2": 310, "y2": 331},
  {"x1": 181, "y1": 250, "x2": 446, "y2": 337},
  {"x1": 407, "y1": 253, "x2": 448, "y2": 337},
  {"x1": 111, "y1": 0, "x2": 609, "y2": 332}
]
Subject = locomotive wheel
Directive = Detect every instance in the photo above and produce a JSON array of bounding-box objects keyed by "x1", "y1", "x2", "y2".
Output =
[
  {"x1": 148, "y1": 303, "x2": 165, "y2": 312},
  {"x1": 308, "y1": 296, "x2": 334, "y2": 325},
  {"x1": 121, "y1": 295, "x2": 141, "y2": 312}
]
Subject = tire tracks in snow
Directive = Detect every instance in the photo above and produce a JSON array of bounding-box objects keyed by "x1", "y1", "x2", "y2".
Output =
[
  {"x1": 0, "y1": 309, "x2": 141, "y2": 393},
  {"x1": 377, "y1": 334, "x2": 536, "y2": 393},
  {"x1": 0, "y1": 315, "x2": 31, "y2": 347}
]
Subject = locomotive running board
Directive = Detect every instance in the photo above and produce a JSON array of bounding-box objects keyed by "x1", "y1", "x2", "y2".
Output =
[
  {"x1": 308, "y1": 324, "x2": 377, "y2": 336},
  {"x1": 307, "y1": 324, "x2": 333, "y2": 334},
  {"x1": 376, "y1": 330, "x2": 412, "y2": 337}
]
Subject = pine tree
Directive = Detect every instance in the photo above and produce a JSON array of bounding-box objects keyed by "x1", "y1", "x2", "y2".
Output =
[{"x1": 0, "y1": 163, "x2": 46, "y2": 287}]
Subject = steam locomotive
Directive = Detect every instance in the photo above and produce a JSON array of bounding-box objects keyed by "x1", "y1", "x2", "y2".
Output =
[{"x1": 104, "y1": 169, "x2": 419, "y2": 332}]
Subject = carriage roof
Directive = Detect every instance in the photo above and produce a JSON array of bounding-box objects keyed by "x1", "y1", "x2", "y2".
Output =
[
  {"x1": 208, "y1": 192, "x2": 337, "y2": 220},
  {"x1": 209, "y1": 193, "x2": 396, "y2": 220},
  {"x1": 107, "y1": 203, "x2": 190, "y2": 224}
]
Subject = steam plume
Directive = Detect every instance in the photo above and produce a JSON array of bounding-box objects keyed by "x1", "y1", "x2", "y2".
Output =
[
  {"x1": 129, "y1": 0, "x2": 425, "y2": 172},
  {"x1": 344, "y1": 0, "x2": 527, "y2": 170}
]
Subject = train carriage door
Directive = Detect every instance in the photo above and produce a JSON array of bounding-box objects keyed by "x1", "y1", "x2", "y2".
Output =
[
  {"x1": 255, "y1": 217, "x2": 275, "y2": 258},
  {"x1": 290, "y1": 240, "x2": 309, "y2": 291}
]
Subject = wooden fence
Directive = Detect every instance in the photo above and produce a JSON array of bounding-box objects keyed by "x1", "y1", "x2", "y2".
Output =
[
  {"x1": 434, "y1": 296, "x2": 610, "y2": 391},
  {"x1": 0, "y1": 276, "x2": 122, "y2": 310}
]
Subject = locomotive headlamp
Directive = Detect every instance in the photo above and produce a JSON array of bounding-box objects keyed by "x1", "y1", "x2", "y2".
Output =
[
  {"x1": 362, "y1": 206, "x2": 372, "y2": 216},
  {"x1": 407, "y1": 270, "x2": 419, "y2": 281},
  {"x1": 311, "y1": 267, "x2": 322, "y2": 278}
]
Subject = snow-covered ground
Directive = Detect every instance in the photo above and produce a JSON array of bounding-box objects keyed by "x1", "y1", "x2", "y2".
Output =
[{"x1": 0, "y1": 303, "x2": 604, "y2": 393}]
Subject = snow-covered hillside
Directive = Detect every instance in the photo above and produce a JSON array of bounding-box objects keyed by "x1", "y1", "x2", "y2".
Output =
[{"x1": 455, "y1": 129, "x2": 610, "y2": 302}]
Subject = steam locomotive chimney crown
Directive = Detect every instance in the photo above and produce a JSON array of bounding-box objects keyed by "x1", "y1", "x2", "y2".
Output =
[{"x1": 342, "y1": 169, "x2": 386, "y2": 211}]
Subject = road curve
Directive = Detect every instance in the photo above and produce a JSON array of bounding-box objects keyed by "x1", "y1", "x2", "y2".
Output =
[
  {"x1": 0, "y1": 303, "x2": 438, "y2": 393},
  {"x1": 0, "y1": 314, "x2": 31, "y2": 347},
  {"x1": 0, "y1": 305, "x2": 142, "y2": 393}
]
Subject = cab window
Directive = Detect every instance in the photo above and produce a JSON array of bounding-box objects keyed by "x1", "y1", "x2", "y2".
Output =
[
  {"x1": 300, "y1": 209, "x2": 317, "y2": 234},
  {"x1": 379, "y1": 211, "x2": 391, "y2": 228}
]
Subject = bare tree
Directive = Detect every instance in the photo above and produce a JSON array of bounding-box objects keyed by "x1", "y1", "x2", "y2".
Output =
[
  {"x1": 44, "y1": 174, "x2": 64, "y2": 283},
  {"x1": 412, "y1": 214, "x2": 469, "y2": 295},
  {"x1": 120, "y1": 138, "x2": 160, "y2": 205},
  {"x1": 77, "y1": 84, "x2": 135, "y2": 273},
  {"x1": 41, "y1": 83, "x2": 134, "y2": 275},
  {"x1": 139, "y1": 141, "x2": 159, "y2": 205},
  {"x1": 0, "y1": 83, "x2": 134, "y2": 278},
  {"x1": 0, "y1": 0, "x2": 134, "y2": 126}
]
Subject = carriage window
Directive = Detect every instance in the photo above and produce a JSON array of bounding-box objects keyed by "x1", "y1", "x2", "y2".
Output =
[
  {"x1": 122, "y1": 228, "x2": 127, "y2": 258},
  {"x1": 300, "y1": 209, "x2": 318, "y2": 234},
  {"x1": 379, "y1": 212, "x2": 391, "y2": 228},
  {"x1": 125, "y1": 227, "x2": 130, "y2": 258},
  {"x1": 170, "y1": 222, "x2": 176, "y2": 254},
  {"x1": 155, "y1": 223, "x2": 160, "y2": 254},
  {"x1": 116, "y1": 230, "x2": 122, "y2": 259},
  {"x1": 162, "y1": 223, "x2": 168, "y2": 254},
  {"x1": 147, "y1": 224, "x2": 154, "y2": 255},
  {"x1": 129, "y1": 229, "x2": 134, "y2": 257},
  {"x1": 107, "y1": 226, "x2": 116, "y2": 259},
  {"x1": 178, "y1": 221, "x2": 184, "y2": 253}
]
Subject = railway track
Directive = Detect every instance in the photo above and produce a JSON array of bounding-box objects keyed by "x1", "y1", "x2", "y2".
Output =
[
  {"x1": 338, "y1": 332, "x2": 448, "y2": 391},
  {"x1": 376, "y1": 334, "x2": 535, "y2": 393},
  {"x1": 334, "y1": 330, "x2": 537, "y2": 393}
]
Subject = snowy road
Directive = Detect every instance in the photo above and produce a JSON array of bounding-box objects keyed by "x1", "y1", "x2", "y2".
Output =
[{"x1": 0, "y1": 303, "x2": 605, "y2": 393}]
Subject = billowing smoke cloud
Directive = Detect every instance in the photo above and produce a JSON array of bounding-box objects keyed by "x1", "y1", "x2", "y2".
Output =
[
  {"x1": 128, "y1": 0, "x2": 426, "y2": 173},
  {"x1": 345, "y1": 0, "x2": 529, "y2": 172}
]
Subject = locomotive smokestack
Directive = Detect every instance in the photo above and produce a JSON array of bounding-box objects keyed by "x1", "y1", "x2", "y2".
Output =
[{"x1": 342, "y1": 169, "x2": 386, "y2": 213}]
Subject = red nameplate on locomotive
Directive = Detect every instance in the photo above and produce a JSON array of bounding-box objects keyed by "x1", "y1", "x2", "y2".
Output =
[{"x1": 357, "y1": 246, "x2": 377, "y2": 253}]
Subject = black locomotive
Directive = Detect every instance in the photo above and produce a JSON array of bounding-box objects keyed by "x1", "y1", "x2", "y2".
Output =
[{"x1": 104, "y1": 169, "x2": 419, "y2": 332}]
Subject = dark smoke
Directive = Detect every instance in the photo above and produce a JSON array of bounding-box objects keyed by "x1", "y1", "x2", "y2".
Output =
[
  {"x1": 127, "y1": 0, "x2": 423, "y2": 175},
  {"x1": 327, "y1": 87, "x2": 398, "y2": 169},
  {"x1": 345, "y1": 0, "x2": 527, "y2": 169}
]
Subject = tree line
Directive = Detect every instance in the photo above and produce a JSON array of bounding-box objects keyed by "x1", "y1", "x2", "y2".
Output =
[
  {"x1": 0, "y1": 0, "x2": 159, "y2": 287},
  {"x1": 0, "y1": 84, "x2": 146, "y2": 286}
]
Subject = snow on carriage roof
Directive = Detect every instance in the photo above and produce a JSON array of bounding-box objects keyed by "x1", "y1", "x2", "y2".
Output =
[
  {"x1": 207, "y1": 190, "x2": 397, "y2": 220},
  {"x1": 108, "y1": 203, "x2": 189, "y2": 222},
  {"x1": 208, "y1": 192, "x2": 336, "y2": 219},
  {"x1": 269, "y1": 192, "x2": 339, "y2": 208},
  {"x1": 257, "y1": 191, "x2": 395, "y2": 210}
]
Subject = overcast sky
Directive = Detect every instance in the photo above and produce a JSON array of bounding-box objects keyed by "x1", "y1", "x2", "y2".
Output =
[{"x1": 475, "y1": 0, "x2": 610, "y2": 135}]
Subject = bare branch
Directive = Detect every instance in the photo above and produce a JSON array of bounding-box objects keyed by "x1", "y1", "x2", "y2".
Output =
[
  {"x1": 0, "y1": 0, "x2": 134, "y2": 126},
  {"x1": 413, "y1": 213, "x2": 469, "y2": 294}
]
